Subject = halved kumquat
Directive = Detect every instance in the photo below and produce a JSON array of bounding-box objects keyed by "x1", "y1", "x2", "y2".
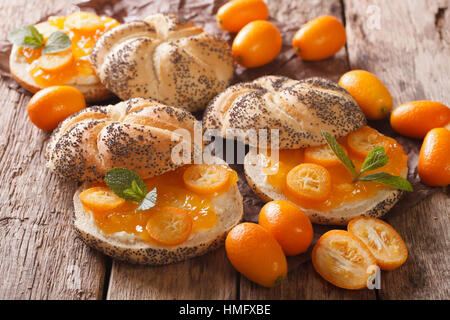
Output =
[
  {"x1": 304, "y1": 143, "x2": 349, "y2": 167},
  {"x1": 348, "y1": 217, "x2": 408, "y2": 271},
  {"x1": 65, "y1": 11, "x2": 104, "y2": 33},
  {"x1": 80, "y1": 186, "x2": 125, "y2": 212},
  {"x1": 312, "y1": 230, "x2": 377, "y2": 290},
  {"x1": 347, "y1": 126, "x2": 392, "y2": 158},
  {"x1": 286, "y1": 163, "x2": 331, "y2": 202},
  {"x1": 146, "y1": 206, "x2": 193, "y2": 246},
  {"x1": 35, "y1": 49, "x2": 74, "y2": 72},
  {"x1": 183, "y1": 164, "x2": 231, "y2": 194}
]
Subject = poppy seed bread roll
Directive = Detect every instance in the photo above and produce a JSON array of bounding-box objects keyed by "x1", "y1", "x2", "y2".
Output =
[
  {"x1": 46, "y1": 98, "x2": 196, "y2": 182},
  {"x1": 90, "y1": 14, "x2": 234, "y2": 112},
  {"x1": 203, "y1": 76, "x2": 366, "y2": 148}
]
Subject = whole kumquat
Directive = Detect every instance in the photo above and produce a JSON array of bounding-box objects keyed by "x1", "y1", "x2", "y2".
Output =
[
  {"x1": 232, "y1": 20, "x2": 282, "y2": 68},
  {"x1": 292, "y1": 15, "x2": 346, "y2": 61},
  {"x1": 27, "y1": 85, "x2": 86, "y2": 131},
  {"x1": 225, "y1": 222, "x2": 287, "y2": 287},
  {"x1": 339, "y1": 70, "x2": 393, "y2": 120},
  {"x1": 418, "y1": 128, "x2": 450, "y2": 186},
  {"x1": 259, "y1": 200, "x2": 313, "y2": 256},
  {"x1": 216, "y1": 0, "x2": 269, "y2": 33},
  {"x1": 390, "y1": 101, "x2": 450, "y2": 139}
]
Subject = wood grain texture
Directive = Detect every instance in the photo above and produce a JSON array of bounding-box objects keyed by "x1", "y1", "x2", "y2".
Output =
[
  {"x1": 107, "y1": 247, "x2": 237, "y2": 299},
  {"x1": 344, "y1": 0, "x2": 450, "y2": 300},
  {"x1": 0, "y1": 0, "x2": 448, "y2": 300},
  {"x1": 238, "y1": 0, "x2": 374, "y2": 300},
  {"x1": 0, "y1": 0, "x2": 107, "y2": 300}
]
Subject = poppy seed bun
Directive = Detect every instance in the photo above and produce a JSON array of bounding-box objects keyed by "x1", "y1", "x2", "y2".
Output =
[
  {"x1": 46, "y1": 97, "x2": 196, "y2": 182},
  {"x1": 244, "y1": 150, "x2": 406, "y2": 226},
  {"x1": 73, "y1": 156, "x2": 244, "y2": 265},
  {"x1": 9, "y1": 22, "x2": 113, "y2": 103},
  {"x1": 203, "y1": 76, "x2": 366, "y2": 149},
  {"x1": 90, "y1": 14, "x2": 234, "y2": 112}
]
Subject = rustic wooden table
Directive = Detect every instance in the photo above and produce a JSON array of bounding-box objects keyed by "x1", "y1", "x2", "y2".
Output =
[{"x1": 0, "y1": 0, "x2": 449, "y2": 300}]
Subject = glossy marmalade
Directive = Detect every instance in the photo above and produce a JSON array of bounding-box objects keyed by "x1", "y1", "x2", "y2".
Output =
[
  {"x1": 263, "y1": 126, "x2": 408, "y2": 211},
  {"x1": 18, "y1": 12, "x2": 119, "y2": 86},
  {"x1": 81, "y1": 165, "x2": 238, "y2": 244}
]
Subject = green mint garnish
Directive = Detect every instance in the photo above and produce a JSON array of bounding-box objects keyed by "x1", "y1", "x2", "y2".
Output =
[
  {"x1": 42, "y1": 31, "x2": 71, "y2": 54},
  {"x1": 105, "y1": 168, "x2": 157, "y2": 210},
  {"x1": 9, "y1": 25, "x2": 71, "y2": 54},
  {"x1": 9, "y1": 25, "x2": 44, "y2": 49},
  {"x1": 359, "y1": 172, "x2": 413, "y2": 192},
  {"x1": 321, "y1": 130, "x2": 413, "y2": 192},
  {"x1": 322, "y1": 130, "x2": 356, "y2": 178}
]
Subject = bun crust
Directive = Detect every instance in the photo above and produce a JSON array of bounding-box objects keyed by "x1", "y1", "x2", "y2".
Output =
[
  {"x1": 9, "y1": 23, "x2": 113, "y2": 103},
  {"x1": 46, "y1": 98, "x2": 196, "y2": 182},
  {"x1": 73, "y1": 157, "x2": 244, "y2": 265},
  {"x1": 203, "y1": 76, "x2": 366, "y2": 149},
  {"x1": 244, "y1": 151, "x2": 405, "y2": 226},
  {"x1": 90, "y1": 14, "x2": 234, "y2": 112}
]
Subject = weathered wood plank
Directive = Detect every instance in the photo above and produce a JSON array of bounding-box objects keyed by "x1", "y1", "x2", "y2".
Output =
[
  {"x1": 0, "y1": 0, "x2": 107, "y2": 300},
  {"x1": 344, "y1": 0, "x2": 450, "y2": 300},
  {"x1": 238, "y1": 0, "x2": 375, "y2": 300},
  {"x1": 107, "y1": 247, "x2": 237, "y2": 299}
]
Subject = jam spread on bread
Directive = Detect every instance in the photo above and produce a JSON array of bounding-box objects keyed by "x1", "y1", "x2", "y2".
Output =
[
  {"x1": 264, "y1": 126, "x2": 408, "y2": 211},
  {"x1": 80, "y1": 165, "x2": 238, "y2": 245},
  {"x1": 19, "y1": 12, "x2": 119, "y2": 86}
]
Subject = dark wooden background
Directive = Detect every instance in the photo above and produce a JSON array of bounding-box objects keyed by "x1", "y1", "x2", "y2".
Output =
[{"x1": 0, "y1": 0, "x2": 448, "y2": 299}]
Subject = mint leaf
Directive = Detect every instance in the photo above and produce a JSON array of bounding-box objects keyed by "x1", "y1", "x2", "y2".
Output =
[
  {"x1": 360, "y1": 172, "x2": 413, "y2": 192},
  {"x1": 360, "y1": 146, "x2": 389, "y2": 175},
  {"x1": 137, "y1": 188, "x2": 157, "y2": 211},
  {"x1": 8, "y1": 25, "x2": 44, "y2": 49},
  {"x1": 322, "y1": 130, "x2": 356, "y2": 178},
  {"x1": 43, "y1": 31, "x2": 71, "y2": 54},
  {"x1": 105, "y1": 168, "x2": 148, "y2": 202}
]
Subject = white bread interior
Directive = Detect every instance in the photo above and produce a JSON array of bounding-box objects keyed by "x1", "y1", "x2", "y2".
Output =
[
  {"x1": 90, "y1": 13, "x2": 234, "y2": 112},
  {"x1": 244, "y1": 150, "x2": 406, "y2": 226},
  {"x1": 9, "y1": 22, "x2": 113, "y2": 103},
  {"x1": 73, "y1": 156, "x2": 244, "y2": 265}
]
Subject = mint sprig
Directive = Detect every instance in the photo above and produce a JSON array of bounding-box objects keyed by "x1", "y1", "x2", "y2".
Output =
[
  {"x1": 42, "y1": 31, "x2": 71, "y2": 54},
  {"x1": 8, "y1": 25, "x2": 71, "y2": 54},
  {"x1": 321, "y1": 130, "x2": 413, "y2": 192},
  {"x1": 8, "y1": 25, "x2": 44, "y2": 49},
  {"x1": 105, "y1": 168, "x2": 157, "y2": 211}
]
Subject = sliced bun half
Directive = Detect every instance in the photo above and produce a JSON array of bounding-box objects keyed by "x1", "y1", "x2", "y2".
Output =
[
  {"x1": 9, "y1": 22, "x2": 113, "y2": 103},
  {"x1": 244, "y1": 150, "x2": 406, "y2": 226},
  {"x1": 73, "y1": 156, "x2": 244, "y2": 265}
]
